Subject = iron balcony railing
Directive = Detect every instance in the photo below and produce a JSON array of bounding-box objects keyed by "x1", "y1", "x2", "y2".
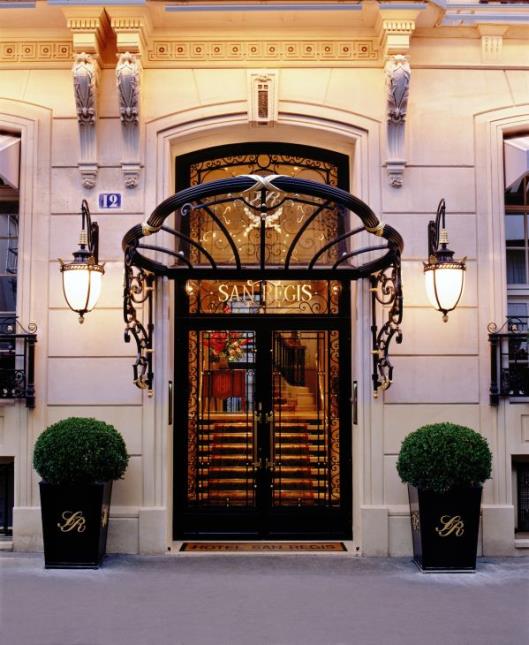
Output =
[
  {"x1": 0, "y1": 317, "x2": 37, "y2": 408},
  {"x1": 489, "y1": 316, "x2": 529, "y2": 405}
]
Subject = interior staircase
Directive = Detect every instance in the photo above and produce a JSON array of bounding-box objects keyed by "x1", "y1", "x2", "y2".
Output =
[{"x1": 196, "y1": 374, "x2": 330, "y2": 507}]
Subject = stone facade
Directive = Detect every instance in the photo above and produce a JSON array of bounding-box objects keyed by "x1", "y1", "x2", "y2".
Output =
[{"x1": 1, "y1": 0, "x2": 528, "y2": 556}]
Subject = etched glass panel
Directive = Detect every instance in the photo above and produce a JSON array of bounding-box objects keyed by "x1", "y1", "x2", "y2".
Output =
[{"x1": 185, "y1": 151, "x2": 342, "y2": 267}]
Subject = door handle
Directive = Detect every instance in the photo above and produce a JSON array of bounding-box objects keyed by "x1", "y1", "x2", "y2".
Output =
[
  {"x1": 168, "y1": 380, "x2": 173, "y2": 425},
  {"x1": 252, "y1": 402, "x2": 263, "y2": 469},
  {"x1": 265, "y1": 411, "x2": 274, "y2": 471}
]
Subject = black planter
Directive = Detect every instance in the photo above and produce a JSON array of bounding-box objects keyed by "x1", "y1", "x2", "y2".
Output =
[
  {"x1": 408, "y1": 484, "x2": 482, "y2": 572},
  {"x1": 39, "y1": 481, "x2": 112, "y2": 569}
]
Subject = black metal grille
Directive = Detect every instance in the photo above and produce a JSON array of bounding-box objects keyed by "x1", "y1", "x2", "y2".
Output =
[
  {"x1": 123, "y1": 174, "x2": 403, "y2": 393},
  {"x1": 0, "y1": 317, "x2": 37, "y2": 408},
  {"x1": 517, "y1": 463, "x2": 529, "y2": 532},
  {"x1": 122, "y1": 175, "x2": 402, "y2": 280},
  {"x1": 489, "y1": 317, "x2": 529, "y2": 405},
  {"x1": 0, "y1": 460, "x2": 14, "y2": 536}
]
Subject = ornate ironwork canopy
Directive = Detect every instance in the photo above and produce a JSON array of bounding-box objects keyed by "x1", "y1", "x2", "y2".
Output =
[{"x1": 122, "y1": 174, "x2": 403, "y2": 394}]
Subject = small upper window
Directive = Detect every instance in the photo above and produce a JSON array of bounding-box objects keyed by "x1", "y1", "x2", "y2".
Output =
[
  {"x1": 0, "y1": 179, "x2": 18, "y2": 316},
  {"x1": 505, "y1": 177, "x2": 529, "y2": 286}
]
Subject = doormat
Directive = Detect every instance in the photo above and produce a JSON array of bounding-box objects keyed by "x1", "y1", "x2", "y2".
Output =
[{"x1": 180, "y1": 542, "x2": 347, "y2": 552}]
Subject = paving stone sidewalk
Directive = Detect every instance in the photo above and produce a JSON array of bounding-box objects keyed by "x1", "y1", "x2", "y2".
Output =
[{"x1": 1, "y1": 553, "x2": 528, "y2": 645}]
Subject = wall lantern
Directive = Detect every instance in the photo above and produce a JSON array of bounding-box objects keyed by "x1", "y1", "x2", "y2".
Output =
[
  {"x1": 59, "y1": 200, "x2": 104, "y2": 323},
  {"x1": 423, "y1": 199, "x2": 466, "y2": 322}
]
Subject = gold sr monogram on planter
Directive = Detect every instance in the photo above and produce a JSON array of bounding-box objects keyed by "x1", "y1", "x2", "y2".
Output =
[
  {"x1": 435, "y1": 515, "x2": 465, "y2": 537},
  {"x1": 57, "y1": 510, "x2": 87, "y2": 533},
  {"x1": 410, "y1": 511, "x2": 420, "y2": 532}
]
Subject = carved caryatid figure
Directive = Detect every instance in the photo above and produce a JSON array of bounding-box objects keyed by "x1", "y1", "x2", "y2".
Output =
[
  {"x1": 116, "y1": 52, "x2": 140, "y2": 125},
  {"x1": 72, "y1": 52, "x2": 96, "y2": 126},
  {"x1": 385, "y1": 54, "x2": 411, "y2": 123}
]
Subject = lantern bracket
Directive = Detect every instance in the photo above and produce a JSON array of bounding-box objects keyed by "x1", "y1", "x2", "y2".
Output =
[
  {"x1": 427, "y1": 198, "x2": 453, "y2": 262},
  {"x1": 79, "y1": 199, "x2": 99, "y2": 264},
  {"x1": 123, "y1": 248, "x2": 154, "y2": 395},
  {"x1": 370, "y1": 254, "x2": 403, "y2": 395}
]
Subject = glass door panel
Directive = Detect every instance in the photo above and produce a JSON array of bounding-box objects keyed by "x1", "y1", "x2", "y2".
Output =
[
  {"x1": 187, "y1": 330, "x2": 257, "y2": 509},
  {"x1": 180, "y1": 325, "x2": 349, "y2": 538},
  {"x1": 270, "y1": 330, "x2": 341, "y2": 508}
]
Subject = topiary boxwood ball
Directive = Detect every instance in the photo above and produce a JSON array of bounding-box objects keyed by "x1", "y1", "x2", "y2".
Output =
[
  {"x1": 396, "y1": 422, "x2": 492, "y2": 494},
  {"x1": 33, "y1": 417, "x2": 129, "y2": 485}
]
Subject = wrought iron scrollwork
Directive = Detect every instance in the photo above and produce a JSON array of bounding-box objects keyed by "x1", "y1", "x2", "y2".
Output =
[
  {"x1": 370, "y1": 254, "x2": 403, "y2": 395},
  {"x1": 488, "y1": 317, "x2": 529, "y2": 405},
  {"x1": 123, "y1": 249, "x2": 154, "y2": 393},
  {"x1": 123, "y1": 174, "x2": 404, "y2": 393},
  {"x1": 0, "y1": 316, "x2": 37, "y2": 408}
]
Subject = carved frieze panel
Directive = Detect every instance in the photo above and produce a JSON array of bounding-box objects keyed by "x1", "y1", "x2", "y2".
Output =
[
  {"x1": 0, "y1": 41, "x2": 73, "y2": 64},
  {"x1": 147, "y1": 39, "x2": 379, "y2": 65}
]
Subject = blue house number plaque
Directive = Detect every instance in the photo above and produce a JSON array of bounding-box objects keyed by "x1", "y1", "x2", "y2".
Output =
[{"x1": 98, "y1": 193, "x2": 122, "y2": 209}]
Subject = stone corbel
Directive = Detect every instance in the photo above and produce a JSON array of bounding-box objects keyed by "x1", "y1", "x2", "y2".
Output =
[
  {"x1": 116, "y1": 51, "x2": 142, "y2": 188},
  {"x1": 110, "y1": 14, "x2": 151, "y2": 189},
  {"x1": 385, "y1": 54, "x2": 410, "y2": 189},
  {"x1": 378, "y1": 12, "x2": 417, "y2": 188},
  {"x1": 65, "y1": 10, "x2": 108, "y2": 190},
  {"x1": 72, "y1": 52, "x2": 98, "y2": 188}
]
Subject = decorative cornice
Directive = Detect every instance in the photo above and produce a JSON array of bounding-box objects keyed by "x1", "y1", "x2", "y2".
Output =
[
  {"x1": 147, "y1": 39, "x2": 379, "y2": 64},
  {"x1": 477, "y1": 24, "x2": 509, "y2": 62},
  {"x1": 111, "y1": 17, "x2": 149, "y2": 31},
  {"x1": 108, "y1": 10, "x2": 152, "y2": 57},
  {"x1": 66, "y1": 18, "x2": 102, "y2": 32},
  {"x1": 0, "y1": 41, "x2": 72, "y2": 63},
  {"x1": 380, "y1": 19, "x2": 416, "y2": 35}
]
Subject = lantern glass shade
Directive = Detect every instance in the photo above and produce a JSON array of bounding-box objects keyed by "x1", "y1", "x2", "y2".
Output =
[
  {"x1": 424, "y1": 262, "x2": 465, "y2": 321},
  {"x1": 61, "y1": 263, "x2": 104, "y2": 321}
]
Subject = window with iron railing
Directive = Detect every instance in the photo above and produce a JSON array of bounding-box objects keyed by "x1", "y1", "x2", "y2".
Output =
[
  {"x1": 489, "y1": 173, "x2": 529, "y2": 404},
  {"x1": 0, "y1": 178, "x2": 36, "y2": 407}
]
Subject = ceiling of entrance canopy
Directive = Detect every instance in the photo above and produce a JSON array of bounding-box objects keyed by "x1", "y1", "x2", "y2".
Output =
[{"x1": 122, "y1": 174, "x2": 403, "y2": 281}]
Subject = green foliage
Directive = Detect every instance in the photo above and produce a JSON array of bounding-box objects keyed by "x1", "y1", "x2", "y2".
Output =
[
  {"x1": 396, "y1": 422, "x2": 492, "y2": 494},
  {"x1": 33, "y1": 417, "x2": 129, "y2": 485}
]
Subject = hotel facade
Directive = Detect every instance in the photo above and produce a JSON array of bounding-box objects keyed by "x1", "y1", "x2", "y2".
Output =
[{"x1": 1, "y1": 0, "x2": 529, "y2": 556}]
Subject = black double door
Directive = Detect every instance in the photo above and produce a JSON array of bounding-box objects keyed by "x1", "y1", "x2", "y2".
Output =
[{"x1": 174, "y1": 318, "x2": 352, "y2": 539}]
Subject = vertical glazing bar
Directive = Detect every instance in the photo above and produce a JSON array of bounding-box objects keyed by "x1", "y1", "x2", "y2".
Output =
[
  {"x1": 370, "y1": 275, "x2": 379, "y2": 393},
  {"x1": 2, "y1": 465, "x2": 8, "y2": 534},
  {"x1": 25, "y1": 335, "x2": 36, "y2": 409},
  {"x1": 260, "y1": 188, "x2": 266, "y2": 271},
  {"x1": 318, "y1": 331, "x2": 325, "y2": 505},
  {"x1": 326, "y1": 331, "x2": 332, "y2": 504},
  {"x1": 489, "y1": 333, "x2": 499, "y2": 406}
]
